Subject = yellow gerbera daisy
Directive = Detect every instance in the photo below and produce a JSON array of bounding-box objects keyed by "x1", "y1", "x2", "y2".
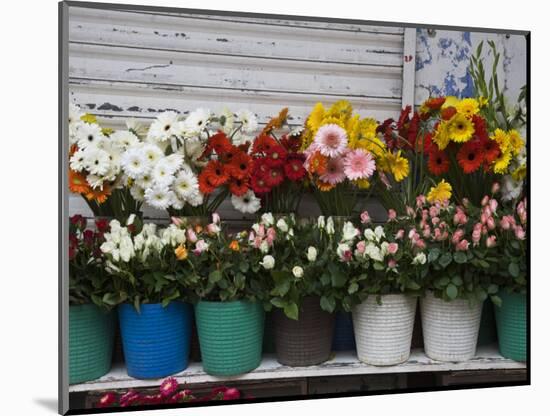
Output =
[
  {"x1": 346, "y1": 114, "x2": 361, "y2": 144},
  {"x1": 307, "y1": 103, "x2": 325, "y2": 133},
  {"x1": 478, "y1": 96, "x2": 489, "y2": 108},
  {"x1": 102, "y1": 127, "x2": 114, "y2": 136},
  {"x1": 442, "y1": 96, "x2": 460, "y2": 109},
  {"x1": 320, "y1": 116, "x2": 347, "y2": 131},
  {"x1": 432, "y1": 121, "x2": 451, "y2": 150},
  {"x1": 456, "y1": 98, "x2": 480, "y2": 118},
  {"x1": 508, "y1": 129, "x2": 525, "y2": 156},
  {"x1": 427, "y1": 180, "x2": 452, "y2": 204},
  {"x1": 327, "y1": 100, "x2": 353, "y2": 120},
  {"x1": 447, "y1": 114, "x2": 475, "y2": 142},
  {"x1": 354, "y1": 178, "x2": 371, "y2": 189},
  {"x1": 380, "y1": 150, "x2": 409, "y2": 182},
  {"x1": 491, "y1": 128, "x2": 510, "y2": 153},
  {"x1": 493, "y1": 149, "x2": 512, "y2": 174},
  {"x1": 81, "y1": 113, "x2": 97, "y2": 124}
]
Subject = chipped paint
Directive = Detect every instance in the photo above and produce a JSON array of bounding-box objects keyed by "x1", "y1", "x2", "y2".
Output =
[{"x1": 414, "y1": 29, "x2": 526, "y2": 105}]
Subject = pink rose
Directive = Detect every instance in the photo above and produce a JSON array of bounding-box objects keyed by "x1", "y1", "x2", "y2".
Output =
[
  {"x1": 422, "y1": 209, "x2": 429, "y2": 221},
  {"x1": 514, "y1": 226, "x2": 526, "y2": 240},
  {"x1": 388, "y1": 259, "x2": 397, "y2": 268},
  {"x1": 406, "y1": 206, "x2": 415, "y2": 217},
  {"x1": 431, "y1": 216, "x2": 440, "y2": 225},
  {"x1": 429, "y1": 206, "x2": 439, "y2": 218},
  {"x1": 186, "y1": 228, "x2": 198, "y2": 243},
  {"x1": 171, "y1": 216, "x2": 183, "y2": 227},
  {"x1": 356, "y1": 240, "x2": 366, "y2": 254},
  {"x1": 193, "y1": 239, "x2": 209, "y2": 255},
  {"x1": 423, "y1": 226, "x2": 431, "y2": 238},
  {"x1": 481, "y1": 195, "x2": 490, "y2": 206},
  {"x1": 491, "y1": 182, "x2": 500, "y2": 194},
  {"x1": 486, "y1": 235, "x2": 497, "y2": 248},
  {"x1": 387, "y1": 242, "x2": 399, "y2": 255},
  {"x1": 452, "y1": 229, "x2": 464, "y2": 245},
  {"x1": 416, "y1": 195, "x2": 426, "y2": 208},
  {"x1": 456, "y1": 239, "x2": 470, "y2": 251},
  {"x1": 266, "y1": 227, "x2": 277, "y2": 245},
  {"x1": 360, "y1": 211, "x2": 371, "y2": 224},
  {"x1": 434, "y1": 228, "x2": 442, "y2": 240},
  {"x1": 472, "y1": 229, "x2": 481, "y2": 246},
  {"x1": 462, "y1": 198, "x2": 470, "y2": 207},
  {"x1": 212, "y1": 212, "x2": 221, "y2": 225},
  {"x1": 387, "y1": 209, "x2": 397, "y2": 221},
  {"x1": 482, "y1": 225, "x2": 488, "y2": 235},
  {"x1": 486, "y1": 216, "x2": 496, "y2": 230},
  {"x1": 415, "y1": 239, "x2": 426, "y2": 249},
  {"x1": 500, "y1": 216, "x2": 512, "y2": 230},
  {"x1": 489, "y1": 199, "x2": 498, "y2": 214},
  {"x1": 395, "y1": 229, "x2": 405, "y2": 240},
  {"x1": 206, "y1": 223, "x2": 221, "y2": 235}
]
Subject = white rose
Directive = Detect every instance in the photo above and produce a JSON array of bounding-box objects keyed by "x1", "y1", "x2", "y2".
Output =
[
  {"x1": 292, "y1": 266, "x2": 304, "y2": 278},
  {"x1": 252, "y1": 223, "x2": 261, "y2": 234},
  {"x1": 276, "y1": 218, "x2": 289, "y2": 233},
  {"x1": 126, "y1": 214, "x2": 136, "y2": 226},
  {"x1": 261, "y1": 213, "x2": 274, "y2": 226},
  {"x1": 326, "y1": 217, "x2": 335, "y2": 235},
  {"x1": 364, "y1": 228, "x2": 376, "y2": 241},
  {"x1": 306, "y1": 246, "x2": 318, "y2": 262},
  {"x1": 365, "y1": 243, "x2": 383, "y2": 262},
  {"x1": 260, "y1": 255, "x2": 275, "y2": 270},
  {"x1": 374, "y1": 226, "x2": 385, "y2": 242},
  {"x1": 380, "y1": 241, "x2": 389, "y2": 257},
  {"x1": 317, "y1": 216, "x2": 326, "y2": 229},
  {"x1": 260, "y1": 240, "x2": 269, "y2": 254},
  {"x1": 412, "y1": 253, "x2": 427, "y2": 265},
  {"x1": 337, "y1": 242, "x2": 351, "y2": 258},
  {"x1": 342, "y1": 221, "x2": 359, "y2": 241}
]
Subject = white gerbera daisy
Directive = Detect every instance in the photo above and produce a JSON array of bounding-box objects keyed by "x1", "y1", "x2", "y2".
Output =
[
  {"x1": 182, "y1": 138, "x2": 206, "y2": 162},
  {"x1": 236, "y1": 109, "x2": 258, "y2": 133},
  {"x1": 111, "y1": 130, "x2": 139, "y2": 151},
  {"x1": 69, "y1": 103, "x2": 84, "y2": 144},
  {"x1": 69, "y1": 148, "x2": 87, "y2": 172},
  {"x1": 165, "y1": 153, "x2": 184, "y2": 171},
  {"x1": 121, "y1": 148, "x2": 149, "y2": 179},
  {"x1": 136, "y1": 172, "x2": 153, "y2": 189},
  {"x1": 76, "y1": 123, "x2": 105, "y2": 149},
  {"x1": 232, "y1": 131, "x2": 254, "y2": 147},
  {"x1": 182, "y1": 108, "x2": 212, "y2": 136},
  {"x1": 219, "y1": 107, "x2": 235, "y2": 134},
  {"x1": 170, "y1": 193, "x2": 185, "y2": 210},
  {"x1": 231, "y1": 189, "x2": 261, "y2": 213},
  {"x1": 144, "y1": 185, "x2": 174, "y2": 210},
  {"x1": 173, "y1": 170, "x2": 199, "y2": 199},
  {"x1": 142, "y1": 144, "x2": 164, "y2": 168},
  {"x1": 147, "y1": 111, "x2": 180, "y2": 143},
  {"x1": 151, "y1": 158, "x2": 176, "y2": 187},
  {"x1": 126, "y1": 119, "x2": 147, "y2": 138},
  {"x1": 130, "y1": 185, "x2": 145, "y2": 202},
  {"x1": 84, "y1": 147, "x2": 111, "y2": 176},
  {"x1": 86, "y1": 174, "x2": 106, "y2": 190},
  {"x1": 290, "y1": 126, "x2": 305, "y2": 137},
  {"x1": 187, "y1": 191, "x2": 204, "y2": 207}
]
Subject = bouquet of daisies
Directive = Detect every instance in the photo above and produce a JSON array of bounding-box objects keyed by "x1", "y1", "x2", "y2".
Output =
[
  {"x1": 68, "y1": 104, "x2": 143, "y2": 220},
  {"x1": 249, "y1": 108, "x2": 308, "y2": 214},
  {"x1": 118, "y1": 108, "x2": 261, "y2": 217},
  {"x1": 301, "y1": 100, "x2": 392, "y2": 216}
]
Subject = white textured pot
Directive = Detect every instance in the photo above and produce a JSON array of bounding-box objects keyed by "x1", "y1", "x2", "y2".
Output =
[
  {"x1": 352, "y1": 294, "x2": 417, "y2": 366},
  {"x1": 420, "y1": 291, "x2": 482, "y2": 362}
]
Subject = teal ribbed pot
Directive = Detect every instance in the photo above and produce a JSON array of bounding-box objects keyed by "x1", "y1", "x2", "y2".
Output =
[
  {"x1": 494, "y1": 290, "x2": 526, "y2": 361},
  {"x1": 195, "y1": 300, "x2": 264, "y2": 376},
  {"x1": 69, "y1": 304, "x2": 115, "y2": 384}
]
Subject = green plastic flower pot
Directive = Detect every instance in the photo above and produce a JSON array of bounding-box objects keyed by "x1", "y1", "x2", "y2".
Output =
[
  {"x1": 69, "y1": 304, "x2": 115, "y2": 384},
  {"x1": 195, "y1": 300, "x2": 264, "y2": 376},
  {"x1": 494, "y1": 290, "x2": 526, "y2": 361}
]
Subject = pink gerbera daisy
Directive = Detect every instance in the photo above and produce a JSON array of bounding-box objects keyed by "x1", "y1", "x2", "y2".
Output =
[
  {"x1": 343, "y1": 149, "x2": 376, "y2": 180},
  {"x1": 313, "y1": 124, "x2": 348, "y2": 157},
  {"x1": 319, "y1": 156, "x2": 346, "y2": 185},
  {"x1": 159, "y1": 377, "x2": 179, "y2": 398}
]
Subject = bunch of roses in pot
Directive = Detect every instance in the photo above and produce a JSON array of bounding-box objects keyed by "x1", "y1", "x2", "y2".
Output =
[
  {"x1": 68, "y1": 104, "x2": 143, "y2": 221},
  {"x1": 248, "y1": 213, "x2": 347, "y2": 366},
  {"x1": 170, "y1": 213, "x2": 268, "y2": 376},
  {"x1": 406, "y1": 189, "x2": 502, "y2": 362},
  {"x1": 100, "y1": 218, "x2": 194, "y2": 379},
  {"x1": 334, "y1": 211, "x2": 427, "y2": 365},
  {"x1": 68, "y1": 215, "x2": 116, "y2": 384},
  {"x1": 249, "y1": 108, "x2": 308, "y2": 214},
  {"x1": 118, "y1": 108, "x2": 262, "y2": 218}
]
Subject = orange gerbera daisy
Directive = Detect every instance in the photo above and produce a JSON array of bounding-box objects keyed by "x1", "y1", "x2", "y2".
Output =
[
  {"x1": 261, "y1": 107, "x2": 289, "y2": 136},
  {"x1": 441, "y1": 106, "x2": 457, "y2": 121},
  {"x1": 198, "y1": 172, "x2": 217, "y2": 194},
  {"x1": 308, "y1": 151, "x2": 328, "y2": 175},
  {"x1": 316, "y1": 179, "x2": 335, "y2": 192},
  {"x1": 252, "y1": 135, "x2": 278, "y2": 155},
  {"x1": 69, "y1": 169, "x2": 91, "y2": 195},
  {"x1": 424, "y1": 97, "x2": 446, "y2": 111},
  {"x1": 201, "y1": 161, "x2": 229, "y2": 187},
  {"x1": 427, "y1": 147, "x2": 450, "y2": 176},
  {"x1": 225, "y1": 151, "x2": 252, "y2": 180},
  {"x1": 229, "y1": 178, "x2": 250, "y2": 196},
  {"x1": 200, "y1": 132, "x2": 232, "y2": 159},
  {"x1": 457, "y1": 141, "x2": 484, "y2": 174},
  {"x1": 85, "y1": 183, "x2": 111, "y2": 204}
]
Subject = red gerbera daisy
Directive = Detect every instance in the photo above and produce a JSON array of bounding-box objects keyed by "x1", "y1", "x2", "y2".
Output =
[
  {"x1": 253, "y1": 157, "x2": 270, "y2": 176},
  {"x1": 229, "y1": 178, "x2": 250, "y2": 196},
  {"x1": 457, "y1": 141, "x2": 484, "y2": 174},
  {"x1": 202, "y1": 160, "x2": 229, "y2": 186},
  {"x1": 251, "y1": 175, "x2": 271, "y2": 194},
  {"x1": 480, "y1": 137, "x2": 501, "y2": 164},
  {"x1": 200, "y1": 132, "x2": 232, "y2": 159},
  {"x1": 198, "y1": 172, "x2": 217, "y2": 194},
  {"x1": 284, "y1": 154, "x2": 306, "y2": 181},
  {"x1": 264, "y1": 166, "x2": 285, "y2": 187},
  {"x1": 427, "y1": 147, "x2": 450, "y2": 175},
  {"x1": 252, "y1": 134, "x2": 278, "y2": 155},
  {"x1": 159, "y1": 377, "x2": 179, "y2": 398},
  {"x1": 441, "y1": 107, "x2": 457, "y2": 121},
  {"x1": 265, "y1": 145, "x2": 288, "y2": 167},
  {"x1": 219, "y1": 145, "x2": 239, "y2": 164},
  {"x1": 471, "y1": 114, "x2": 489, "y2": 142},
  {"x1": 424, "y1": 97, "x2": 446, "y2": 110},
  {"x1": 225, "y1": 151, "x2": 252, "y2": 180},
  {"x1": 280, "y1": 133, "x2": 302, "y2": 152},
  {"x1": 406, "y1": 112, "x2": 420, "y2": 148}
]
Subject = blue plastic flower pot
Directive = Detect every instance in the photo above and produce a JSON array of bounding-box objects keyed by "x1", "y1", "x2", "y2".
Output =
[
  {"x1": 118, "y1": 302, "x2": 192, "y2": 379},
  {"x1": 332, "y1": 311, "x2": 356, "y2": 351}
]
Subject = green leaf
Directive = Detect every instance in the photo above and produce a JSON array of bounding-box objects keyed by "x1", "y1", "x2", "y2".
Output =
[
  {"x1": 428, "y1": 248, "x2": 441, "y2": 263},
  {"x1": 508, "y1": 262, "x2": 520, "y2": 278},
  {"x1": 331, "y1": 269, "x2": 347, "y2": 288},
  {"x1": 284, "y1": 302, "x2": 299, "y2": 320},
  {"x1": 270, "y1": 297, "x2": 286, "y2": 309},
  {"x1": 451, "y1": 276, "x2": 463, "y2": 286},
  {"x1": 439, "y1": 253, "x2": 453, "y2": 268},
  {"x1": 373, "y1": 262, "x2": 385, "y2": 271},
  {"x1": 272, "y1": 280, "x2": 290, "y2": 297},
  {"x1": 320, "y1": 296, "x2": 336, "y2": 313},
  {"x1": 453, "y1": 252, "x2": 467, "y2": 264},
  {"x1": 487, "y1": 284, "x2": 499, "y2": 295},
  {"x1": 406, "y1": 281, "x2": 421, "y2": 290},
  {"x1": 239, "y1": 262, "x2": 250, "y2": 273},
  {"x1": 348, "y1": 282, "x2": 359, "y2": 294},
  {"x1": 208, "y1": 270, "x2": 223, "y2": 283},
  {"x1": 490, "y1": 295, "x2": 502, "y2": 308},
  {"x1": 446, "y1": 284, "x2": 458, "y2": 299},
  {"x1": 133, "y1": 295, "x2": 141, "y2": 312}
]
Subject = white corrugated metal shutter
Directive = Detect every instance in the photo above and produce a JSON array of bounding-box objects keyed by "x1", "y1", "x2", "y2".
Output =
[{"x1": 68, "y1": 5, "x2": 410, "y2": 218}]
